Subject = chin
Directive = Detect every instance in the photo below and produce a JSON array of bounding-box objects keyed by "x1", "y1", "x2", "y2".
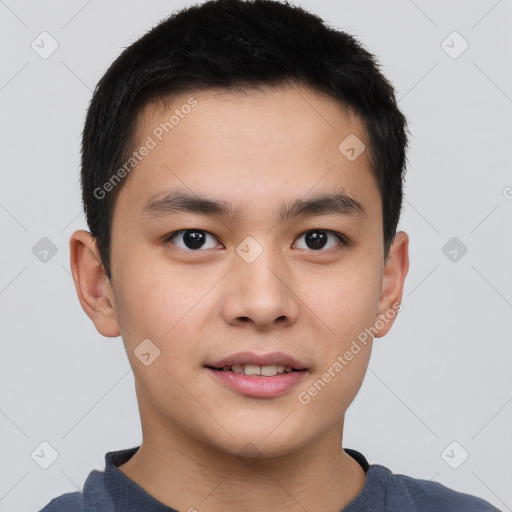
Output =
[{"x1": 200, "y1": 417, "x2": 313, "y2": 462}]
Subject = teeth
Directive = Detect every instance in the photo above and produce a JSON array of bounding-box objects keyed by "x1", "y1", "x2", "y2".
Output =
[
  {"x1": 261, "y1": 365, "x2": 278, "y2": 376},
  {"x1": 244, "y1": 364, "x2": 261, "y2": 376},
  {"x1": 220, "y1": 364, "x2": 297, "y2": 376}
]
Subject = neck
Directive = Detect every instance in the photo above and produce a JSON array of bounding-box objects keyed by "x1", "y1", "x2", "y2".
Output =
[{"x1": 118, "y1": 419, "x2": 366, "y2": 512}]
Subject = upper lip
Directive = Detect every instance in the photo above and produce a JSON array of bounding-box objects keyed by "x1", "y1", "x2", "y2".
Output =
[{"x1": 206, "y1": 352, "x2": 308, "y2": 370}]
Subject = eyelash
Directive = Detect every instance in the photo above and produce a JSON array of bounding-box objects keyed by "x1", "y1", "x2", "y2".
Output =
[{"x1": 162, "y1": 229, "x2": 348, "y2": 252}]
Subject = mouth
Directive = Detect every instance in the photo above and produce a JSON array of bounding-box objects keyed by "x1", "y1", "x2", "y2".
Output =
[
  {"x1": 205, "y1": 364, "x2": 305, "y2": 377},
  {"x1": 204, "y1": 352, "x2": 309, "y2": 398},
  {"x1": 205, "y1": 351, "x2": 308, "y2": 375}
]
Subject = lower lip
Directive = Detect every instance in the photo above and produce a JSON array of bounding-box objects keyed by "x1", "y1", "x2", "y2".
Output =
[{"x1": 206, "y1": 368, "x2": 308, "y2": 398}]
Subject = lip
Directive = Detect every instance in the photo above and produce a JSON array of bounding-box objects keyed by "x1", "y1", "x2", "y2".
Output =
[
  {"x1": 206, "y1": 351, "x2": 307, "y2": 370},
  {"x1": 206, "y1": 367, "x2": 309, "y2": 398},
  {"x1": 204, "y1": 351, "x2": 310, "y2": 399}
]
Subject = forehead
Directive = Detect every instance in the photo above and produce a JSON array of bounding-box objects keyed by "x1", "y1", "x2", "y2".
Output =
[{"x1": 115, "y1": 84, "x2": 380, "y2": 224}]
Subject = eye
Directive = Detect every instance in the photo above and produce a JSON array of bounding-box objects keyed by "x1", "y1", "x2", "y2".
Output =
[
  {"x1": 294, "y1": 229, "x2": 346, "y2": 251},
  {"x1": 163, "y1": 228, "x2": 346, "y2": 252},
  {"x1": 164, "y1": 229, "x2": 221, "y2": 251}
]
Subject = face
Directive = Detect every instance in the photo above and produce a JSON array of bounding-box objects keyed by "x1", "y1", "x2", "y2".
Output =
[{"x1": 72, "y1": 84, "x2": 408, "y2": 459}]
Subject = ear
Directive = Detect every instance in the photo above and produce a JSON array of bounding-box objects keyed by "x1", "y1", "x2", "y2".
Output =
[
  {"x1": 374, "y1": 231, "x2": 409, "y2": 338},
  {"x1": 69, "y1": 229, "x2": 120, "y2": 337}
]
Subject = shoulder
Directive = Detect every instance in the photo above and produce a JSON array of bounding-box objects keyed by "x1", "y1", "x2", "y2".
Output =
[
  {"x1": 37, "y1": 491, "x2": 84, "y2": 512},
  {"x1": 37, "y1": 468, "x2": 113, "y2": 512},
  {"x1": 368, "y1": 464, "x2": 500, "y2": 511}
]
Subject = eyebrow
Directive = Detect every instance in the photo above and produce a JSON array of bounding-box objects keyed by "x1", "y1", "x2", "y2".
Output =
[{"x1": 141, "y1": 190, "x2": 365, "y2": 221}]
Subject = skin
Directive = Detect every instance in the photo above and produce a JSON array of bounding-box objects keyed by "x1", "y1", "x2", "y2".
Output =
[{"x1": 70, "y1": 84, "x2": 409, "y2": 512}]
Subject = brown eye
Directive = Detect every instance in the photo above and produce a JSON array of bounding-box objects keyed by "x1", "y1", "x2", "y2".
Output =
[
  {"x1": 165, "y1": 230, "x2": 219, "y2": 250},
  {"x1": 295, "y1": 230, "x2": 345, "y2": 251}
]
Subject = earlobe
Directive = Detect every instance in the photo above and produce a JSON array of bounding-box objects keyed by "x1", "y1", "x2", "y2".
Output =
[
  {"x1": 374, "y1": 231, "x2": 409, "y2": 338},
  {"x1": 69, "y1": 230, "x2": 120, "y2": 337}
]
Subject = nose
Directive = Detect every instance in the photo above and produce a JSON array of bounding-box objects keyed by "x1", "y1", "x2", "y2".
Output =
[{"x1": 220, "y1": 245, "x2": 300, "y2": 330}]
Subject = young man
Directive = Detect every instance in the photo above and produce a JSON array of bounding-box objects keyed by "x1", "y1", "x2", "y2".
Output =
[{"x1": 39, "y1": 0, "x2": 499, "y2": 510}]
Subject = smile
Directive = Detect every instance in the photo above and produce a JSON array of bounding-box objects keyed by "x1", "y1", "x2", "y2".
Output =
[
  {"x1": 208, "y1": 364, "x2": 301, "y2": 376},
  {"x1": 205, "y1": 365, "x2": 308, "y2": 398}
]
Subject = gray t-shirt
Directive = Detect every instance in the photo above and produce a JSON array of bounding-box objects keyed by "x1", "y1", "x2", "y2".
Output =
[{"x1": 38, "y1": 446, "x2": 500, "y2": 511}]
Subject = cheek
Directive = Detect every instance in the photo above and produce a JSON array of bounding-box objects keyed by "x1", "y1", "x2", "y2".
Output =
[
  {"x1": 113, "y1": 251, "x2": 199, "y2": 342},
  {"x1": 300, "y1": 263, "x2": 382, "y2": 348},
  {"x1": 290, "y1": 262, "x2": 381, "y2": 411},
  {"x1": 113, "y1": 269, "x2": 205, "y2": 409},
  {"x1": 294, "y1": 277, "x2": 377, "y2": 422},
  {"x1": 112, "y1": 254, "x2": 220, "y2": 388}
]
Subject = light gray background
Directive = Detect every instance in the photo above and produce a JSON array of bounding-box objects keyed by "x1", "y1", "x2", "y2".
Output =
[{"x1": 1, "y1": 1, "x2": 511, "y2": 511}]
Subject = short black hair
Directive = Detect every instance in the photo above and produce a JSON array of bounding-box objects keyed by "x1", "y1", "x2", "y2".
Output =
[{"x1": 81, "y1": 0, "x2": 408, "y2": 280}]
